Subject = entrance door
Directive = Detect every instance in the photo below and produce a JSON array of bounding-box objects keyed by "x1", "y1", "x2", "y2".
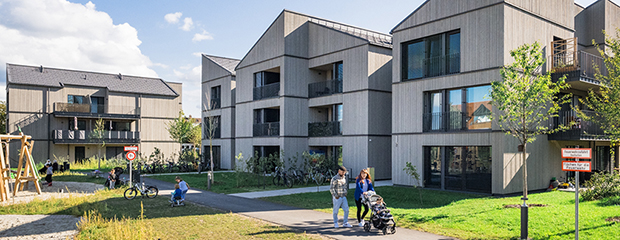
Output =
[{"x1": 75, "y1": 146, "x2": 85, "y2": 163}]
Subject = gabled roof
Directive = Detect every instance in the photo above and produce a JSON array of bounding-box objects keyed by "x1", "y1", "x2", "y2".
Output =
[
  {"x1": 304, "y1": 13, "x2": 392, "y2": 48},
  {"x1": 203, "y1": 54, "x2": 240, "y2": 76},
  {"x1": 6, "y1": 63, "x2": 179, "y2": 97}
]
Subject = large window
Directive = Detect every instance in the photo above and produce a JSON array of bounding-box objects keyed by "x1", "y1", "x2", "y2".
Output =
[
  {"x1": 254, "y1": 71, "x2": 280, "y2": 100},
  {"x1": 68, "y1": 95, "x2": 85, "y2": 104},
  {"x1": 253, "y1": 108, "x2": 279, "y2": 137},
  {"x1": 210, "y1": 86, "x2": 221, "y2": 109},
  {"x1": 423, "y1": 85, "x2": 491, "y2": 132},
  {"x1": 425, "y1": 146, "x2": 492, "y2": 193},
  {"x1": 91, "y1": 97, "x2": 104, "y2": 114},
  {"x1": 402, "y1": 31, "x2": 460, "y2": 81}
]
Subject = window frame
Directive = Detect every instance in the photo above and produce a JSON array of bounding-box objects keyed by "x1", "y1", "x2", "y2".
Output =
[{"x1": 401, "y1": 29, "x2": 461, "y2": 81}]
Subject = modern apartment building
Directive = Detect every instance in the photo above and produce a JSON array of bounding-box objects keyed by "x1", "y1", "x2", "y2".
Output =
[
  {"x1": 391, "y1": 0, "x2": 620, "y2": 194},
  {"x1": 203, "y1": 10, "x2": 393, "y2": 179},
  {"x1": 201, "y1": 55, "x2": 239, "y2": 170},
  {"x1": 5, "y1": 63, "x2": 182, "y2": 164}
]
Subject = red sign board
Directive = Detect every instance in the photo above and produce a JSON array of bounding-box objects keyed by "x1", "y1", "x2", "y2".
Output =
[
  {"x1": 124, "y1": 146, "x2": 139, "y2": 152},
  {"x1": 562, "y1": 161, "x2": 591, "y2": 172},
  {"x1": 561, "y1": 148, "x2": 591, "y2": 159},
  {"x1": 126, "y1": 151, "x2": 136, "y2": 161}
]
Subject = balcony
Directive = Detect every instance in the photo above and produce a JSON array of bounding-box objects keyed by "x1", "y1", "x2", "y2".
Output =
[
  {"x1": 308, "y1": 121, "x2": 342, "y2": 137},
  {"x1": 423, "y1": 111, "x2": 467, "y2": 132},
  {"x1": 550, "y1": 50, "x2": 607, "y2": 91},
  {"x1": 253, "y1": 122, "x2": 279, "y2": 137},
  {"x1": 548, "y1": 110, "x2": 609, "y2": 141},
  {"x1": 53, "y1": 130, "x2": 140, "y2": 144},
  {"x1": 253, "y1": 82, "x2": 280, "y2": 101},
  {"x1": 308, "y1": 79, "x2": 343, "y2": 98},
  {"x1": 53, "y1": 103, "x2": 140, "y2": 119}
]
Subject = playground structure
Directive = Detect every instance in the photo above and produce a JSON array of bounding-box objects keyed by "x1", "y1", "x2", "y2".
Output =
[{"x1": 0, "y1": 134, "x2": 41, "y2": 202}]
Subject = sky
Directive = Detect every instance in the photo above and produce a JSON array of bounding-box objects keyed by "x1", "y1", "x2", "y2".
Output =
[{"x1": 0, "y1": 0, "x2": 610, "y2": 118}]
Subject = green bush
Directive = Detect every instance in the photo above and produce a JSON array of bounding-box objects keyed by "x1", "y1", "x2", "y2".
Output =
[
  {"x1": 581, "y1": 172, "x2": 620, "y2": 201},
  {"x1": 179, "y1": 149, "x2": 199, "y2": 163}
]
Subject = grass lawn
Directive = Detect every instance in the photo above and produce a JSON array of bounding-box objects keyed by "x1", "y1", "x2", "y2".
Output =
[
  {"x1": 0, "y1": 187, "x2": 322, "y2": 240},
  {"x1": 150, "y1": 172, "x2": 331, "y2": 194},
  {"x1": 262, "y1": 186, "x2": 620, "y2": 240}
]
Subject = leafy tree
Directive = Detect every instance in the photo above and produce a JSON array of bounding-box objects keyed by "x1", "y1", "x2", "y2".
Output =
[
  {"x1": 89, "y1": 118, "x2": 106, "y2": 170},
  {"x1": 166, "y1": 111, "x2": 196, "y2": 144},
  {"x1": 0, "y1": 101, "x2": 5, "y2": 134},
  {"x1": 490, "y1": 42, "x2": 571, "y2": 239},
  {"x1": 578, "y1": 30, "x2": 620, "y2": 172}
]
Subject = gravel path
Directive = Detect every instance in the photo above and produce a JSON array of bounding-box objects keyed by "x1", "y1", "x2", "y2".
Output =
[{"x1": 0, "y1": 215, "x2": 80, "y2": 240}]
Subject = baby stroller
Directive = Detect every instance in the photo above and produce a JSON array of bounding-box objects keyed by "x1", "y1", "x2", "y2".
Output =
[{"x1": 362, "y1": 191, "x2": 396, "y2": 235}]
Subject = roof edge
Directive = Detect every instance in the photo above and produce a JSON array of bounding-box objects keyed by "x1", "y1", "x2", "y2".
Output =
[
  {"x1": 308, "y1": 22, "x2": 392, "y2": 49},
  {"x1": 235, "y1": 10, "x2": 287, "y2": 71},
  {"x1": 283, "y1": 9, "x2": 391, "y2": 38},
  {"x1": 6, "y1": 63, "x2": 163, "y2": 81},
  {"x1": 390, "y1": 0, "x2": 430, "y2": 34},
  {"x1": 202, "y1": 54, "x2": 240, "y2": 75}
]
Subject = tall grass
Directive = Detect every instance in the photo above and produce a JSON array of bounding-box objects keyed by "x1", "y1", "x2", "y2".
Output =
[
  {"x1": 76, "y1": 201, "x2": 155, "y2": 240},
  {"x1": 69, "y1": 157, "x2": 127, "y2": 171}
]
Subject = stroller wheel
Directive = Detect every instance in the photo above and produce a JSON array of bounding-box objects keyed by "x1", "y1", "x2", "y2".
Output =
[
  {"x1": 390, "y1": 225, "x2": 396, "y2": 234},
  {"x1": 363, "y1": 222, "x2": 371, "y2": 232},
  {"x1": 382, "y1": 227, "x2": 388, "y2": 235}
]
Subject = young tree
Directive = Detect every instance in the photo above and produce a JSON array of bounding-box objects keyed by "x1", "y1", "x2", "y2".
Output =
[
  {"x1": 166, "y1": 111, "x2": 195, "y2": 144},
  {"x1": 89, "y1": 118, "x2": 106, "y2": 170},
  {"x1": 490, "y1": 42, "x2": 571, "y2": 239},
  {"x1": 0, "y1": 101, "x2": 6, "y2": 134},
  {"x1": 578, "y1": 30, "x2": 620, "y2": 172},
  {"x1": 203, "y1": 94, "x2": 220, "y2": 190}
]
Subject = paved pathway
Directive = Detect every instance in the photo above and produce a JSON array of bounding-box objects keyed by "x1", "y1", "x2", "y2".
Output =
[
  {"x1": 229, "y1": 180, "x2": 393, "y2": 198},
  {"x1": 143, "y1": 177, "x2": 457, "y2": 240}
]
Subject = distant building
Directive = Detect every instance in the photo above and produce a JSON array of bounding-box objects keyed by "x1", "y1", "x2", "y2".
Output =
[{"x1": 5, "y1": 63, "x2": 182, "y2": 164}]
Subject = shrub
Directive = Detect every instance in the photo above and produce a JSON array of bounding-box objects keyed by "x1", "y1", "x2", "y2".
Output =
[{"x1": 581, "y1": 172, "x2": 620, "y2": 201}]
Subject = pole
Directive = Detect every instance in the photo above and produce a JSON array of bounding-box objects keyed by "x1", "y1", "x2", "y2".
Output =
[
  {"x1": 129, "y1": 160, "x2": 133, "y2": 185},
  {"x1": 575, "y1": 158, "x2": 579, "y2": 240}
]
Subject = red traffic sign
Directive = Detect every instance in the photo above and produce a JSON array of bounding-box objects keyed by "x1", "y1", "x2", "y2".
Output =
[
  {"x1": 561, "y1": 148, "x2": 591, "y2": 159},
  {"x1": 124, "y1": 146, "x2": 139, "y2": 152},
  {"x1": 562, "y1": 161, "x2": 591, "y2": 172},
  {"x1": 126, "y1": 151, "x2": 137, "y2": 161}
]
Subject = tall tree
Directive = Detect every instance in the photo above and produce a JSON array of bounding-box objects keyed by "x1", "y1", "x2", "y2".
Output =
[
  {"x1": 89, "y1": 118, "x2": 106, "y2": 170},
  {"x1": 490, "y1": 42, "x2": 571, "y2": 239},
  {"x1": 0, "y1": 101, "x2": 6, "y2": 134},
  {"x1": 166, "y1": 111, "x2": 196, "y2": 144},
  {"x1": 578, "y1": 30, "x2": 620, "y2": 172}
]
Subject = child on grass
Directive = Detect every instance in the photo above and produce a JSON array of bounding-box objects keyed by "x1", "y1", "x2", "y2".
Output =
[
  {"x1": 44, "y1": 163, "x2": 53, "y2": 186},
  {"x1": 170, "y1": 183, "x2": 183, "y2": 203}
]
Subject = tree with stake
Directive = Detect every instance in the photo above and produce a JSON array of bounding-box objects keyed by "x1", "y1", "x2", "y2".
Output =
[
  {"x1": 90, "y1": 118, "x2": 106, "y2": 170},
  {"x1": 578, "y1": 30, "x2": 620, "y2": 173},
  {"x1": 203, "y1": 93, "x2": 219, "y2": 190},
  {"x1": 403, "y1": 162, "x2": 423, "y2": 205},
  {"x1": 490, "y1": 42, "x2": 571, "y2": 240}
]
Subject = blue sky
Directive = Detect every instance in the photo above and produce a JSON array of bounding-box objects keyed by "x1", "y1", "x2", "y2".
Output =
[{"x1": 0, "y1": 0, "x2": 609, "y2": 117}]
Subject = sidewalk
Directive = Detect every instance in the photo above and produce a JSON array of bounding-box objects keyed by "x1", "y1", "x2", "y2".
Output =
[
  {"x1": 229, "y1": 180, "x2": 393, "y2": 198},
  {"x1": 142, "y1": 177, "x2": 457, "y2": 240}
]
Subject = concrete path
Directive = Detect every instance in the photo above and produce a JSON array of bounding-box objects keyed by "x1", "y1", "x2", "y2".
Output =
[
  {"x1": 229, "y1": 180, "x2": 393, "y2": 198},
  {"x1": 143, "y1": 177, "x2": 457, "y2": 240}
]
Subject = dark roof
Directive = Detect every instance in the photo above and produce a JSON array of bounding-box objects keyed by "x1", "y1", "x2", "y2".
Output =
[
  {"x1": 307, "y1": 18, "x2": 392, "y2": 48},
  {"x1": 6, "y1": 63, "x2": 179, "y2": 97},
  {"x1": 203, "y1": 55, "x2": 240, "y2": 75}
]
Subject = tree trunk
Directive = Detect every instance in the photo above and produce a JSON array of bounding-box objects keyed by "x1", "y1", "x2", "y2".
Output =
[
  {"x1": 209, "y1": 138, "x2": 214, "y2": 185},
  {"x1": 522, "y1": 141, "x2": 528, "y2": 199},
  {"x1": 97, "y1": 147, "x2": 101, "y2": 170}
]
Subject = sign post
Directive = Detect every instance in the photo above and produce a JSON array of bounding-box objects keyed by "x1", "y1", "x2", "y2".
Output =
[
  {"x1": 124, "y1": 146, "x2": 138, "y2": 185},
  {"x1": 561, "y1": 147, "x2": 591, "y2": 240}
]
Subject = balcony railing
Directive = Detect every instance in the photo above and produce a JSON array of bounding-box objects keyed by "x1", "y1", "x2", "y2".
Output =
[
  {"x1": 253, "y1": 82, "x2": 280, "y2": 101},
  {"x1": 423, "y1": 111, "x2": 467, "y2": 132},
  {"x1": 308, "y1": 79, "x2": 343, "y2": 98},
  {"x1": 253, "y1": 122, "x2": 279, "y2": 137},
  {"x1": 550, "y1": 51, "x2": 607, "y2": 85},
  {"x1": 53, "y1": 130, "x2": 140, "y2": 144},
  {"x1": 548, "y1": 110, "x2": 608, "y2": 140},
  {"x1": 209, "y1": 98, "x2": 221, "y2": 109},
  {"x1": 53, "y1": 102, "x2": 139, "y2": 118},
  {"x1": 308, "y1": 121, "x2": 342, "y2": 137}
]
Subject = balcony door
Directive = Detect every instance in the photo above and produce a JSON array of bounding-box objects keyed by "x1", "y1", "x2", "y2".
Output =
[
  {"x1": 75, "y1": 146, "x2": 85, "y2": 163},
  {"x1": 90, "y1": 97, "x2": 104, "y2": 114}
]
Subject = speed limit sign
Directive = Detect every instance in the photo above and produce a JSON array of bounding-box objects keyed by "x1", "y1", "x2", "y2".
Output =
[{"x1": 126, "y1": 151, "x2": 136, "y2": 161}]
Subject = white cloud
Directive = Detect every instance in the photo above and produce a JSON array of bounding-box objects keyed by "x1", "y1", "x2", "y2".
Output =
[
  {"x1": 180, "y1": 17, "x2": 193, "y2": 31},
  {"x1": 172, "y1": 65, "x2": 202, "y2": 118},
  {"x1": 164, "y1": 12, "x2": 182, "y2": 24},
  {"x1": 0, "y1": 0, "x2": 157, "y2": 80},
  {"x1": 192, "y1": 52, "x2": 203, "y2": 57},
  {"x1": 192, "y1": 30, "x2": 213, "y2": 42}
]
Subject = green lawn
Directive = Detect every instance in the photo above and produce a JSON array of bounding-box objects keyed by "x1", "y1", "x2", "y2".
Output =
[
  {"x1": 262, "y1": 186, "x2": 620, "y2": 240},
  {"x1": 46, "y1": 171, "x2": 107, "y2": 185},
  {"x1": 149, "y1": 172, "x2": 331, "y2": 194},
  {"x1": 0, "y1": 187, "x2": 321, "y2": 240}
]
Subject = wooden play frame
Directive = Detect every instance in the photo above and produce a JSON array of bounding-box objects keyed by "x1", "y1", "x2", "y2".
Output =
[{"x1": 0, "y1": 134, "x2": 41, "y2": 202}]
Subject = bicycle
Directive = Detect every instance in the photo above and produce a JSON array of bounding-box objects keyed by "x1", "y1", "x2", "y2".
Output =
[
  {"x1": 305, "y1": 167, "x2": 325, "y2": 186},
  {"x1": 272, "y1": 166, "x2": 293, "y2": 188},
  {"x1": 124, "y1": 182, "x2": 159, "y2": 200}
]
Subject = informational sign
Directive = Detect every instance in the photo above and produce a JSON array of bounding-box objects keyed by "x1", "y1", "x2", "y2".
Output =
[
  {"x1": 561, "y1": 148, "x2": 592, "y2": 159},
  {"x1": 562, "y1": 161, "x2": 591, "y2": 172},
  {"x1": 126, "y1": 151, "x2": 136, "y2": 161},
  {"x1": 124, "y1": 146, "x2": 139, "y2": 152}
]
